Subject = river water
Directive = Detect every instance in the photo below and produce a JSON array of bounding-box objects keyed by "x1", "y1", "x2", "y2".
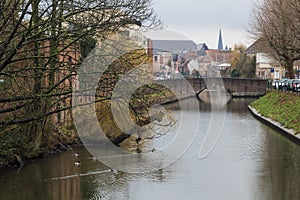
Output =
[{"x1": 1, "y1": 97, "x2": 300, "y2": 200}]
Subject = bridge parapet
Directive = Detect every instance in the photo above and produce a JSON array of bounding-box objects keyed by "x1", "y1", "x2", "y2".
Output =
[
  {"x1": 221, "y1": 78, "x2": 267, "y2": 97},
  {"x1": 155, "y1": 78, "x2": 267, "y2": 98}
]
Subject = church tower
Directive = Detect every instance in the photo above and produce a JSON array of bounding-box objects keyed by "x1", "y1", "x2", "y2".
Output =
[{"x1": 218, "y1": 29, "x2": 223, "y2": 50}]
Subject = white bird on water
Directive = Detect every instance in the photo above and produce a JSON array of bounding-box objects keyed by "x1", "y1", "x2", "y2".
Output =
[
  {"x1": 74, "y1": 161, "x2": 80, "y2": 166},
  {"x1": 74, "y1": 153, "x2": 79, "y2": 157}
]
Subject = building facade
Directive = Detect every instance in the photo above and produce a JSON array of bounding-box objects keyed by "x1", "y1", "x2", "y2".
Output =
[{"x1": 246, "y1": 39, "x2": 284, "y2": 80}]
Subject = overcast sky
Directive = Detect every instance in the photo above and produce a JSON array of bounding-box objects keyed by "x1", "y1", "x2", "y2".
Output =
[{"x1": 145, "y1": 0, "x2": 255, "y2": 49}]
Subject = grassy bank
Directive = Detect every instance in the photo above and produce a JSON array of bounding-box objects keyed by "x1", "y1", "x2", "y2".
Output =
[{"x1": 251, "y1": 91, "x2": 300, "y2": 134}]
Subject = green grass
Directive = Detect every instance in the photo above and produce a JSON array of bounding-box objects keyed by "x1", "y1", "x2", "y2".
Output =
[{"x1": 251, "y1": 91, "x2": 300, "y2": 134}]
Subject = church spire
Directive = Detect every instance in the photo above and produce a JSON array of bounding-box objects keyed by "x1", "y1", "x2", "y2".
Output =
[{"x1": 218, "y1": 29, "x2": 223, "y2": 50}]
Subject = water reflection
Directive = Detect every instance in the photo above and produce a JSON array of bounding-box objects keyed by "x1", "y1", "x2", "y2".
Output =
[
  {"x1": 0, "y1": 148, "x2": 110, "y2": 200},
  {"x1": 253, "y1": 124, "x2": 300, "y2": 200},
  {"x1": 1, "y1": 98, "x2": 300, "y2": 199}
]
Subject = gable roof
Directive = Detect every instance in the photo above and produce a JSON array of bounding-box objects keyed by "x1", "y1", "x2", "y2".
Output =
[
  {"x1": 245, "y1": 38, "x2": 273, "y2": 54},
  {"x1": 205, "y1": 49, "x2": 231, "y2": 63},
  {"x1": 197, "y1": 43, "x2": 209, "y2": 51},
  {"x1": 197, "y1": 43, "x2": 209, "y2": 56}
]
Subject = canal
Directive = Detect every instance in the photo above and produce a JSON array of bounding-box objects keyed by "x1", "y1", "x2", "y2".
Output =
[{"x1": 1, "y1": 97, "x2": 300, "y2": 200}]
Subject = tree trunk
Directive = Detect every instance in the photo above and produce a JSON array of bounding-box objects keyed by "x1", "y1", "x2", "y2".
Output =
[
  {"x1": 285, "y1": 58, "x2": 295, "y2": 79},
  {"x1": 30, "y1": 120, "x2": 43, "y2": 153}
]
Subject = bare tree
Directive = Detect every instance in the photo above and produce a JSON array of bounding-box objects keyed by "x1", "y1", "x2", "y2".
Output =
[
  {"x1": 249, "y1": 0, "x2": 300, "y2": 79},
  {"x1": 0, "y1": 0, "x2": 160, "y2": 155}
]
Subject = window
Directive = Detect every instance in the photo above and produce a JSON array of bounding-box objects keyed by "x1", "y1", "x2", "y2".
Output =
[{"x1": 274, "y1": 71, "x2": 279, "y2": 79}]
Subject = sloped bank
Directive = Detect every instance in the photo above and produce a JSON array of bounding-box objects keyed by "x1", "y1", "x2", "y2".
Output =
[
  {"x1": 248, "y1": 91, "x2": 300, "y2": 144},
  {"x1": 0, "y1": 125, "x2": 81, "y2": 169},
  {"x1": 0, "y1": 88, "x2": 179, "y2": 169}
]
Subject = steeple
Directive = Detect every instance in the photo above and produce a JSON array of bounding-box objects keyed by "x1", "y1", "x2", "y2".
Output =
[{"x1": 218, "y1": 29, "x2": 223, "y2": 50}]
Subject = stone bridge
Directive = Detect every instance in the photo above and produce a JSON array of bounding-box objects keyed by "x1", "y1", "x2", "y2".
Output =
[{"x1": 155, "y1": 77, "x2": 267, "y2": 98}]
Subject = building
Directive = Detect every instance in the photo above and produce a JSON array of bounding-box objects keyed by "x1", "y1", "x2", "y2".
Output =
[
  {"x1": 151, "y1": 39, "x2": 198, "y2": 76},
  {"x1": 152, "y1": 40, "x2": 197, "y2": 53},
  {"x1": 294, "y1": 60, "x2": 300, "y2": 79},
  {"x1": 149, "y1": 29, "x2": 232, "y2": 78},
  {"x1": 196, "y1": 29, "x2": 231, "y2": 77},
  {"x1": 199, "y1": 49, "x2": 231, "y2": 77},
  {"x1": 246, "y1": 39, "x2": 284, "y2": 80},
  {"x1": 123, "y1": 28, "x2": 148, "y2": 49},
  {"x1": 197, "y1": 43, "x2": 209, "y2": 56},
  {"x1": 0, "y1": 38, "x2": 80, "y2": 126}
]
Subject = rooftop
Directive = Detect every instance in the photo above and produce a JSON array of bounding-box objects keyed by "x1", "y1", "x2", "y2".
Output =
[{"x1": 152, "y1": 40, "x2": 197, "y2": 54}]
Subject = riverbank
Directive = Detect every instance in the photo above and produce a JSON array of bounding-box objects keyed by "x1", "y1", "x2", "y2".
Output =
[
  {"x1": 0, "y1": 125, "x2": 81, "y2": 169},
  {"x1": 249, "y1": 91, "x2": 300, "y2": 140},
  {"x1": 0, "y1": 88, "x2": 176, "y2": 169}
]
